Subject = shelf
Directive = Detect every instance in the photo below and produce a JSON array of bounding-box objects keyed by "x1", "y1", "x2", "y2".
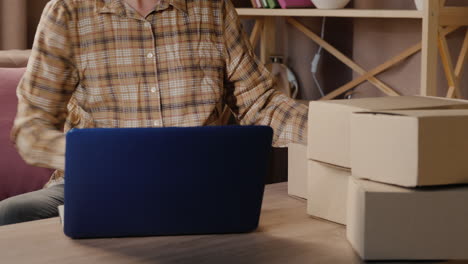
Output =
[
  {"x1": 439, "y1": 7, "x2": 468, "y2": 26},
  {"x1": 237, "y1": 1, "x2": 468, "y2": 99},
  {"x1": 236, "y1": 8, "x2": 423, "y2": 19}
]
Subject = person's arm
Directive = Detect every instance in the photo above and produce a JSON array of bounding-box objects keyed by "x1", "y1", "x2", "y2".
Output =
[
  {"x1": 222, "y1": 0, "x2": 308, "y2": 147},
  {"x1": 11, "y1": 1, "x2": 78, "y2": 171}
]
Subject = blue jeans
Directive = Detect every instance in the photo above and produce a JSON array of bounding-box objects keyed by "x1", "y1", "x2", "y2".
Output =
[{"x1": 0, "y1": 184, "x2": 64, "y2": 226}]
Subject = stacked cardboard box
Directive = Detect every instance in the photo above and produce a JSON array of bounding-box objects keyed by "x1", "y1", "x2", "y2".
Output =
[
  {"x1": 305, "y1": 96, "x2": 468, "y2": 225},
  {"x1": 287, "y1": 100, "x2": 310, "y2": 200},
  {"x1": 307, "y1": 161, "x2": 349, "y2": 224},
  {"x1": 351, "y1": 109, "x2": 468, "y2": 187},
  {"x1": 287, "y1": 143, "x2": 308, "y2": 199},
  {"x1": 347, "y1": 107, "x2": 468, "y2": 260},
  {"x1": 302, "y1": 96, "x2": 468, "y2": 260},
  {"x1": 347, "y1": 177, "x2": 468, "y2": 260}
]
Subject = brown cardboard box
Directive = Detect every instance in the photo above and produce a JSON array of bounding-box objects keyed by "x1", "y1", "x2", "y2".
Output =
[
  {"x1": 351, "y1": 109, "x2": 468, "y2": 187},
  {"x1": 307, "y1": 96, "x2": 468, "y2": 168},
  {"x1": 346, "y1": 177, "x2": 468, "y2": 260},
  {"x1": 287, "y1": 143, "x2": 308, "y2": 199},
  {"x1": 307, "y1": 160, "x2": 350, "y2": 225}
]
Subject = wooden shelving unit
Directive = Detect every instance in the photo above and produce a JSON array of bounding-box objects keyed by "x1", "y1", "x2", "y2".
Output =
[
  {"x1": 236, "y1": 0, "x2": 468, "y2": 99},
  {"x1": 237, "y1": 8, "x2": 423, "y2": 19}
]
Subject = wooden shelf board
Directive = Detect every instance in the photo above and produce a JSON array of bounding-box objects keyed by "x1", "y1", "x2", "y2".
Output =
[
  {"x1": 439, "y1": 7, "x2": 468, "y2": 26},
  {"x1": 236, "y1": 8, "x2": 423, "y2": 19}
]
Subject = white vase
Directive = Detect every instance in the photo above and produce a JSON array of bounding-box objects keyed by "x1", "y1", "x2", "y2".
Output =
[
  {"x1": 414, "y1": 0, "x2": 423, "y2": 10},
  {"x1": 311, "y1": 0, "x2": 351, "y2": 9}
]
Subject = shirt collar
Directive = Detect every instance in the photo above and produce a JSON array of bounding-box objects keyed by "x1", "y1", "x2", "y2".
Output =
[
  {"x1": 95, "y1": 0, "x2": 187, "y2": 16},
  {"x1": 95, "y1": 0, "x2": 126, "y2": 16}
]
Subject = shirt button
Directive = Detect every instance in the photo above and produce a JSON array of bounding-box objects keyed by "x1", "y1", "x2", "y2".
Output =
[
  {"x1": 150, "y1": 87, "x2": 157, "y2": 93},
  {"x1": 153, "y1": 120, "x2": 161, "y2": 126},
  {"x1": 147, "y1": 52, "x2": 154, "y2": 59},
  {"x1": 144, "y1": 22, "x2": 151, "y2": 28}
]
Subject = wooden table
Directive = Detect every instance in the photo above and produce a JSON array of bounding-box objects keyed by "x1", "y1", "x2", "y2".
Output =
[{"x1": 0, "y1": 183, "x2": 458, "y2": 264}]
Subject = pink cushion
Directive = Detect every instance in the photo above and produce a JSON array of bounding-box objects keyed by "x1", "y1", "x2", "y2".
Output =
[{"x1": 0, "y1": 68, "x2": 51, "y2": 201}]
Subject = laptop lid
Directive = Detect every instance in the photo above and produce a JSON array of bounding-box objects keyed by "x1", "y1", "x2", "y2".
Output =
[{"x1": 64, "y1": 126, "x2": 273, "y2": 238}]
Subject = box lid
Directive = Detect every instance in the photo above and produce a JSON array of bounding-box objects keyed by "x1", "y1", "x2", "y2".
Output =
[
  {"x1": 313, "y1": 160, "x2": 351, "y2": 172},
  {"x1": 311, "y1": 96, "x2": 468, "y2": 111},
  {"x1": 353, "y1": 177, "x2": 468, "y2": 194},
  {"x1": 355, "y1": 109, "x2": 468, "y2": 118}
]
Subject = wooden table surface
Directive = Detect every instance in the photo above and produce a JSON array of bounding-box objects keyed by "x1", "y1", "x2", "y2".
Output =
[{"x1": 0, "y1": 183, "x2": 460, "y2": 264}]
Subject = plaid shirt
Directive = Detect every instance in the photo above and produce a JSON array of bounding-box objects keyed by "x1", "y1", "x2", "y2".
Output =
[{"x1": 12, "y1": 0, "x2": 308, "y2": 187}]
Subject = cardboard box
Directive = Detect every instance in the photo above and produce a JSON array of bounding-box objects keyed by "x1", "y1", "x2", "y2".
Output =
[
  {"x1": 307, "y1": 96, "x2": 468, "y2": 168},
  {"x1": 346, "y1": 177, "x2": 468, "y2": 260},
  {"x1": 351, "y1": 109, "x2": 468, "y2": 187},
  {"x1": 287, "y1": 143, "x2": 308, "y2": 199},
  {"x1": 307, "y1": 160, "x2": 350, "y2": 225}
]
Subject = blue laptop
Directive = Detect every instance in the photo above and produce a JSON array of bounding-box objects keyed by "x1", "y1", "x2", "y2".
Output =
[{"x1": 63, "y1": 126, "x2": 273, "y2": 238}]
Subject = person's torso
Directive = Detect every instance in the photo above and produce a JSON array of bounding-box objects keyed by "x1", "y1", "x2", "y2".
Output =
[{"x1": 64, "y1": 0, "x2": 227, "y2": 132}]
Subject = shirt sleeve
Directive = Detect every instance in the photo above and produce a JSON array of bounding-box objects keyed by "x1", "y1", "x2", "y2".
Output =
[
  {"x1": 222, "y1": 0, "x2": 308, "y2": 147},
  {"x1": 11, "y1": 0, "x2": 78, "y2": 171}
]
